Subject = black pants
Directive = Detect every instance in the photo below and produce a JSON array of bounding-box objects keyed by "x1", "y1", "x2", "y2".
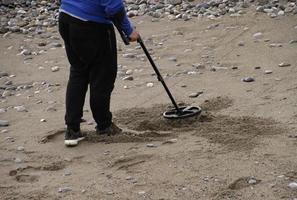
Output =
[{"x1": 58, "y1": 12, "x2": 117, "y2": 131}]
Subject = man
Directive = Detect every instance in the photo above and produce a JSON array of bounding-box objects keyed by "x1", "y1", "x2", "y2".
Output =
[{"x1": 58, "y1": 0, "x2": 139, "y2": 147}]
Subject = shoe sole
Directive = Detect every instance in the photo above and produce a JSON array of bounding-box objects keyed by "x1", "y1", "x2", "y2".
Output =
[{"x1": 64, "y1": 137, "x2": 85, "y2": 147}]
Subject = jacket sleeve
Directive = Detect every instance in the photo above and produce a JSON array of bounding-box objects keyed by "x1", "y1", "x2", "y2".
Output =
[{"x1": 103, "y1": 0, "x2": 133, "y2": 36}]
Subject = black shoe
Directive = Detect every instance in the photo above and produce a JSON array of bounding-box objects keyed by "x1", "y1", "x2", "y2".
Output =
[
  {"x1": 64, "y1": 129, "x2": 85, "y2": 147},
  {"x1": 96, "y1": 123, "x2": 122, "y2": 136}
]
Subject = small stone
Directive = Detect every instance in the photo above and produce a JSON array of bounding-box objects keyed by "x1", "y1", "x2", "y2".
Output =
[
  {"x1": 2, "y1": 90, "x2": 12, "y2": 97},
  {"x1": 232, "y1": 66, "x2": 238, "y2": 70},
  {"x1": 126, "y1": 176, "x2": 134, "y2": 180},
  {"x1": 46, "y1": 106, "x2": 57, "y2": 112},
  {"x1": 168, "y1": 57, "x2": 177, "y2": 62},
  {"x1": 248, "y1": 178, "x2": 257, "y2": 184},
  {"x1": 14, "y1": 105, "x2": 27, "y2": 112},
  {"x1": 146, "y1": 83, "x2": 154, "y2": 87},
  {"x1": 269, "y1": 43, "x2": 282, "y2": 47},
  {"x1": 278, "y1": 62, "x2": 291, "y2": 67},
  {"x1": 238, "y1": 41, "x2": 245, "y2": 46},
  {"x1": 49, "y1": 42, "x2": 62, "y2": 48},
  {"x1": 163, "y1": 138, "x2": 178, "y2": 144},
  {"x1": 58, "y1": 187, "x2": 72, "y2": 193},
  {"x1": 253, "y1": 32, "x2": 263, "y2": 39},
  {"x1": 125, "y1": 69, "x2": 133, "y2": 75},
  {"x1": 288, "y1": 182, "x2": 297, "y2": 190},
  {"x1": 278, "y1": 10, "x2": 285, "y2": 16},
  {"x1": 123, "y1": 53, "x2": 136, "y2": 58},
  {"x1": 289, "y1": 40, "x2": 297, "y2": 44},
  {"x1": 138, "y1": 191, "x2": 146, "y2": 195},
  {"x1": 17, "y1": 146, "x2": 24, "y2": 151},
  {"x1": 189, "y1": 91, "x2": 203, "y2": 98},
  {"x1": 107, "y1": 191, "x2": 114, "y2": 195},
  {"x1": 63, "y1": 171, "x2": 72, "y2": 176},
  {"x1": 51, "y1": 66, "x2": 60, "y2": 72},
  {"x1": 122, "y1": 76, "x2": 134, "y2": 81},
  {"x1": 1, "y1": 129, "x2": 8, "y2": 133},
  {"x1": 40, "y1": 119, "x2": 46, "y2": 122},
  {"x1": 146, "y1": 143, "x2": 157, "y2": 148},
  {"x1": 242, "y1": 77, "x2": 255, "y2": 82},
  {"x1": 264, "y1": 70, "x2": 273, "y2": 74},
  {"x1": 0, "y1": 108, "x2": 7, "y2": 113},
  {"x1": 254, "y1": 66, "x2": 261, "y2": 70},
  {"x1": 0, "y1": 120, "x2": 9, "y2": 127}
]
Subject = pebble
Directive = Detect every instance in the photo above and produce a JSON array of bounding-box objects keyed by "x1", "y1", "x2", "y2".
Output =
[
  {"x1": 163, "y1": 138, "x2": 178, "y2": 144},
  {"x1": 58, "y1": 187, "x2": 72, "y2": 193},
  {"x1": 288, "y1": 182, "x2": 297, "y2": 190},
  {"x1": 0, "y1": 120, "x2": 9, "y2": 127},
  {"x1": 125, "y1": 69, "x2": 133, "y2": 75},
  {"x1": 238, "y1": 41, "x2": 245, "y2": 46},
  {"x1": 2, "y1": 90, "x2": 12, "y2": 97},
  {"x1": 40, "y1": 119, "x2": 46, "y2": 122},
  {"x1": 253, "y1": 32, "x2": 263, "y2": 39},
  {"x1": 168, "y1": 57, "x2": 177, "y2": 62},
  {"x1": 14, "y1": 105, "x2": 27, "y2": 112},
  {"x1": 189, "y1": 91, "x2": 203, "y2": 98},
  {"x1": 17, "y1": 146, "x2": 24, "y2": 151},
  {"x1": 269, "y1": 43, "x2": 282, "y2": 47},
  {"x1": 107, "y1": 191, "x2": 114, "y2": 195},
  {"x1": 123, "y1": 53, "x2": 136, "y2": 59},
  {"x1": 146, "y1": 143, "x2": 157, "y2": 148},
  {"x1": 146, "y1": 82, "x2": 154, "y2": 87},
  {"x1": 63, "y1": 171, "x2": 72, "y2": 176},
  {"x1": 138, "y1": 191, "x2": 146, "y2": 195},
  {"x1": 248, "y1": 177, "x2": 258, "y2": 184},
  {"x1": 264, "y1": 70, "x2": 273, "y2": 74},
  {"x1": 122, "y1": 76, "x2": 134, "y2": 81},
  {"x1": 51, "y1": 66, "x2": 60, "y2": 72},
  {"x1": 1, "y1": 129, "x2": 8, "y2": 133},
  {"x1": 126, "y1": 176, "x2": 134, "y2": 180},
  {"x1": 242, "y1": 77, "x2": 255, "y2": 82},
  {"x1": 0, "y1": 108, "x2": 7, "y2": 114},
  {"x1": 278, "y1": 62, "x2": 291, "y2": 67}
]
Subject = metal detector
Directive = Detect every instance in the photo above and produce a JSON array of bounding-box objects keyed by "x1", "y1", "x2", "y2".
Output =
[{"x1": 114, "y1": 23, "x2": 201, "y2": 119}]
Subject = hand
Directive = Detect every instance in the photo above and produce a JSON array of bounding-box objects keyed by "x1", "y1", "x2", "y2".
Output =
[{"x1": 129, "y1": 28, "x2": 139, "y2": 42}]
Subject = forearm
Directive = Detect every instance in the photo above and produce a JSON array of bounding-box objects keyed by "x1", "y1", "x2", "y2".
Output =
[{"x1": 104, "y1": 1, "x2": 133, "y2": 36}]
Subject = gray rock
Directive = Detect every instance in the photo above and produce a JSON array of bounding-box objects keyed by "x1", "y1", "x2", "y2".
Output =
[
  {"x1": 278, "y1": 62, "x2": 291, "y2": 67},
  {"x1": 168, "y1": 57, "x2": 177, "y2": 62},
  {"x1": 264, "y1": 70, "x2": 273, "y2": 74},
  {"x1": 51, "y1": 66, "x2": 60, "y2": 72},
  {"x1": 14, "y1": 105, "x2": 27, "y2": 112},
  {"x1": 242, "y1": 77, "x2": 255, "y2": 82},
  {"x1": 288, "y1": 182, "x2": 297, "y2": 190},
  {"x1": 123, "y1": 53, "x2": 136, "y2": 58},
  {"x1": 0, "y1": 108, "x2": 6, "y2": 113},
  {"x1": 253, "y1": 32, "x2": 263, "y2": 39},
  {"x1": 17, "y1": 146, "x2": 24, "y2": 151},
  {"x1": 58, "y1": 187, "x2": 72, "y2": 193},
  {"x1": 1, "y1": 129, "x2": 8, "y2": 134},
  {"x1": 0, "y1": 120, "x2": 9, "y2": 127},
  {"x1": 189, "y1": 91, "x2": 203, "y2": 98},
  {"x1": 122, "y1": 76, "x2": 134, "y2": 81}
]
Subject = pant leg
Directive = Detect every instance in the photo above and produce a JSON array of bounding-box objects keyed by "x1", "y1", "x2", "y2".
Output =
[
  {"x1": 89, "y1": 26, "x2": 118, "y2": 130},
  {"x1": 59, "y1": 13, "x2": 99, "y2": 131}
]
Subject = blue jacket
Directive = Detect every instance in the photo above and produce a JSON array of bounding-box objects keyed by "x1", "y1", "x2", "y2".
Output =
[{"x1": 60, "y1": 0, "x2": 133, "y2": 36}]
